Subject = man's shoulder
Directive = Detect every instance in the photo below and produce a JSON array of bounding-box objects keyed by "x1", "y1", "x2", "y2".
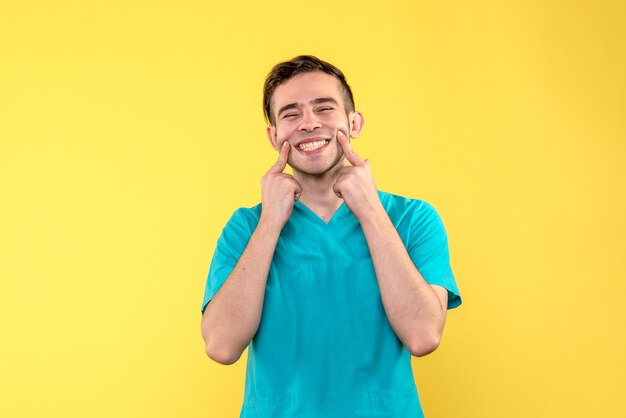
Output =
[
  {"x1": 222, "y1": 203, "x2": 262, "y2": 231},
  {"x1": 378, "y1": 190, "x2": 436, "y2": 217},
  {"x1": 232, "y1": 202, "x2": 263, "y2": 218}
]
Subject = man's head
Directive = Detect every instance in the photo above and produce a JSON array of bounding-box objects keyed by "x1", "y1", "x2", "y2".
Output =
[
  {"x1": 263, "y1": 55, "x2": 364, "y2": 177},
  {"x1": 263, "y1": 55, "x2": 355, "y2": 126}
]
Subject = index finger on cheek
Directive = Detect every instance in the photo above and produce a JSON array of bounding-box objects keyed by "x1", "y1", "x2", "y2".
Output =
[{"x1": 336, "y1": 130, "x2": 350, "y2": 151}]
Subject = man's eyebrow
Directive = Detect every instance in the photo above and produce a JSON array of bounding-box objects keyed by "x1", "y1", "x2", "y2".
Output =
[
  {"x1": 277, "y1": 103, "x2": 299, "y2": 118},
  {"x1": 311, "y1": 97, "x2": 338, "y2": 106},
  {"x1": 277, "y1": 98, "x2": 339, "y2": 118}
]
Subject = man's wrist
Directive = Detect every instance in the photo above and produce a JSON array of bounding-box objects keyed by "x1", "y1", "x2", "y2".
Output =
[
  {"x1": 257, "y1": 214, "x2": 286, "y2": 237},
  {"x1": 358, "y1": 203, "x2": 392, "y2": 231}
]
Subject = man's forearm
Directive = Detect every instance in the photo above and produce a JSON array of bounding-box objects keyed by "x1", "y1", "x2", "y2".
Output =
[
  {"x1": 201, "y1": 218, "x2": 282, "y2": 364},
  {"x1": 360, "y1": 207, "x2": 447, "y2": 357}
]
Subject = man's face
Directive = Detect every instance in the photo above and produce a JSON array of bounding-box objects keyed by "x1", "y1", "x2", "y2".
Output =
[{"x1": 267, "y1": 71, "x2": 363, "y2": 176}]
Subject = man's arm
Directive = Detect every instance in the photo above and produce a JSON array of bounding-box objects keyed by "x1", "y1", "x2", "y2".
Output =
[
  {"x1": 201, "y1": 142, "x2": 301, "y2": 365},
  {"x1": 201, "y1": 219, "x2": 281, "y2": 365},
  {"x1": 333, "y1": 132, "x2": 448, "y2": 356},
  {"x1": 359, "y1": 212, "x2": 448, "y2": 357}
]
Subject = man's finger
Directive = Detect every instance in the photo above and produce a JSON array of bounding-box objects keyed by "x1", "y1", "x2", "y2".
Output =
[
  {"x1": 332, "y1": 181, "x2": 343, "y2": 199},
  {"x1": 294, "y1": 181, "x2": 303, "y2": 201},
  {"x1": 269, "y1": 141, "x2": 290, "y2": 173},
  {"x1": 337, "y1": 131, "x2": 364, "y2": 166}
]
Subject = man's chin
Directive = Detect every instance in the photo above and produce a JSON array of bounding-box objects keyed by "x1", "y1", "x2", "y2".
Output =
[
  {"x1": 290, "y1": 165, "x2": 332, "y2": 177},
  {"x1": 289, "y1": 157, "x2": 344, "y2": 177}
]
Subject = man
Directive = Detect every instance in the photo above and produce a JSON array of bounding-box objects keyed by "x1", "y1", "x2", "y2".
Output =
[{"x1": 201, "y1": 55, "x2": 461, "y2": 418}]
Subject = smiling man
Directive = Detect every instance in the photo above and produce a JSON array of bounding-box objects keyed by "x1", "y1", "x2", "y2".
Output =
[{"x1": 200, "y1": 55, "x2": 462, "y2": 418}]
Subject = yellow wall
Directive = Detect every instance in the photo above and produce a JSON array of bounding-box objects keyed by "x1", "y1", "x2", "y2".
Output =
[{"x1": 1, "y1": 1, "x2": 624, "y2": 417}]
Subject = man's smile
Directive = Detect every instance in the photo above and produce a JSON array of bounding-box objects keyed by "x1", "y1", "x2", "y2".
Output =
[{"x1": 294, "y1": 137, "x2": 331, "y2": 154}]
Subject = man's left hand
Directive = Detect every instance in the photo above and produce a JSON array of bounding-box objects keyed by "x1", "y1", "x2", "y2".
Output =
[{"x1": 333, "y1": 131, "x2": 384, "y2": 221}]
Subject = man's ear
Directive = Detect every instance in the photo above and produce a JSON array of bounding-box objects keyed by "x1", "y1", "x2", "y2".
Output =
[
  {"x1": 348, "y1": 111, "x2": 365, "y2": 139},
  {"x1": 266, "y1": 125, "x2": 279, "y2": 150}
]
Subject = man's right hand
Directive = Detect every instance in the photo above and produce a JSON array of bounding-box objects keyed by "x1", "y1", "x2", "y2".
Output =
[
  {"x1": 203, "y1": 141, "x2": 299, "y2": 365},
  {"x1": 260, "y1": 142, "x2": 302, "y2": 229}
]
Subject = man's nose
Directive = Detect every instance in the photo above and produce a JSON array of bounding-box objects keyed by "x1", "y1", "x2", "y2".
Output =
[{"x1": 298, "y1": 109, "x2": 322, "y2": 131}]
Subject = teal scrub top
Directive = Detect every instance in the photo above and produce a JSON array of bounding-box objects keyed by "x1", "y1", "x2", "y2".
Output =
[{"x1": 201, "y1": 191, "x2": 462, "y2": 418}]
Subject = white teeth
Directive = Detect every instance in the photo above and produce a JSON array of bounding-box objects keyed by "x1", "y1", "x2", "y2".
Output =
[{"x1": 298, "y1": 140, "x2": 327, "y2": 151}]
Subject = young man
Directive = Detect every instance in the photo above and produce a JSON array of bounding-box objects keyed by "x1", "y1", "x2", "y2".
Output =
[{"x1": 201, "y1": 55, "x2": 462, "y2": 418}]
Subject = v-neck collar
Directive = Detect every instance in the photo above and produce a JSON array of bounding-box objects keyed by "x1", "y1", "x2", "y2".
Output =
[{"x1": 294, "y1": 200, "x2": 350, "y2": 226}]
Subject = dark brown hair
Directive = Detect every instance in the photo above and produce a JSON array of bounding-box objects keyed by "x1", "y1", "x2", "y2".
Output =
[{"x1": 263, "y1": 55, "x2": 355, "y2": 125}]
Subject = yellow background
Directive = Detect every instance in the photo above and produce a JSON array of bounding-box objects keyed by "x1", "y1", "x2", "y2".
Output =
[{"x1": 1, "y1": 0, "x2": 624, "y2": 417}]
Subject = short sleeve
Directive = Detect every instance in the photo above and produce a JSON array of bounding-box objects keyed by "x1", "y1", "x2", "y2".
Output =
[
  {"x1": 200, "y1": 209, "x2": 254, "y2": 314},
  {"x1": 407, "y1": 202, "x2": 462, "y2": 309}
]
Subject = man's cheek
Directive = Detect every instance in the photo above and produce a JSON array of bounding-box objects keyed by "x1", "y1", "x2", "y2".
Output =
[
  {"x1": 276, "y1": 128, "x2": 291, "y2": 145},
  {"x1": 334, "y1": 125, "x2": 349, "y2": 139}
]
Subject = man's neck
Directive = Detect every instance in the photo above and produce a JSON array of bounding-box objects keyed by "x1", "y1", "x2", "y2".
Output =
[{"x1": 293, "y1": 165, "x2": 344, "y2": 223}]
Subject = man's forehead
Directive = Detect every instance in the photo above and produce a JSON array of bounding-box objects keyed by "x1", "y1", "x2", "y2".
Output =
[{"x1": 272, "y1": 72, "x2": 343, "y2": 107}]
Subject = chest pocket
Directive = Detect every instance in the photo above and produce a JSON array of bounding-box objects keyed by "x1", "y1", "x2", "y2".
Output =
[{"x1": 353, "y1": 258, "x2": 387, "y2": 322}]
